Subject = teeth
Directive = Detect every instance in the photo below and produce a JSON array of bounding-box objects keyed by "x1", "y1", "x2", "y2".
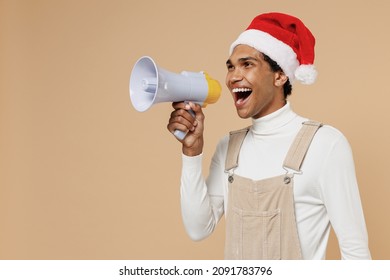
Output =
[{"x1": 232, "y1": 88, "x2": 252, "y2": 93}]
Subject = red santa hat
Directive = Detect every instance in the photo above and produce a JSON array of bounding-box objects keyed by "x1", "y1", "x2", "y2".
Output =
[{"x1": 230, "y1": 12, "x2": 317, "y2": 84}]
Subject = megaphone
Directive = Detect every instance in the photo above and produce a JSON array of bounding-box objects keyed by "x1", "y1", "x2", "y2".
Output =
[{"x1": 129, "y1": 56, "x2": 221, "y2": 140}]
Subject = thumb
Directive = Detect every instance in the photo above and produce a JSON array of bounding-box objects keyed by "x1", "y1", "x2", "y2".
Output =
[{"x1": 188, "y1": 102, "x2": 204, "y2": 119}]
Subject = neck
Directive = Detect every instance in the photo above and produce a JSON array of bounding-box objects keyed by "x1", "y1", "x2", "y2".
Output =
[
  {"x1": 252, "y1": 96, "x2": 287, "y2": 119},
  {"x1": 251, "y1": 102, "x2": 297, "y2": 135}
]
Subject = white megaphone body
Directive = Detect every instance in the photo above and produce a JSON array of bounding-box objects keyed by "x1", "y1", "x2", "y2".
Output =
[{"x1": 129, "y1": 56, "x2": 221, "y2": 140}]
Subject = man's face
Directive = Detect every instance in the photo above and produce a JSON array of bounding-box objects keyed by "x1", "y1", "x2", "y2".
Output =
[{"x1": 225, "y1": 45, "x2": 285, "y2": 119}]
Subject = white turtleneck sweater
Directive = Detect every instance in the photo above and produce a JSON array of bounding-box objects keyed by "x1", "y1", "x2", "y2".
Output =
[{"x1": 180, "y1": 103, "x2": 371, "y2": 260}]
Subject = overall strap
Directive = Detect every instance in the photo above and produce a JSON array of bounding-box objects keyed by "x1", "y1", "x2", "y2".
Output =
[
  {"x1": 283, "y1": 120, "x2": 323, "y2": 172},
  {"x1": 225, "y1": 127, "x2": 250, "y2": 172}
]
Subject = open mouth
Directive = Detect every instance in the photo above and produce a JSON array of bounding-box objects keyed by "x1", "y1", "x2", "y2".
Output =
[{"x1": 232, "y1": 88, "x2": 252, "y2": 105}]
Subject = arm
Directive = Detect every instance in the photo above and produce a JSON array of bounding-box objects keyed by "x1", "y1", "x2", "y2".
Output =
[
  {"x1": 180, "y1": 153, "x2": 224, "y2": 241},
  {"x1": 167, "y1": 102, "x2": 224, "y2": 240},
  {"x1": 319, "y1": 133, "x2": 371, "y2": 259}
]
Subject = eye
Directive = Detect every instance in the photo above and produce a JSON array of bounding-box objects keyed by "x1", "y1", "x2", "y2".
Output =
[
  {"x1": 226, "y1": 64, "x2": 235, "y2": 71},
  {"x1": 244, "y1": 61, "x2": 253, "y2": 68}
]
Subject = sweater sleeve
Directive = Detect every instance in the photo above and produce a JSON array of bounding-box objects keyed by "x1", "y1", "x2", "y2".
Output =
[
  {"x1": 318, "y1": 132, "x2": 371, "y2": 259},
  {"x1": 180, "y1": 139, "x2": 226, "y2": 241}
]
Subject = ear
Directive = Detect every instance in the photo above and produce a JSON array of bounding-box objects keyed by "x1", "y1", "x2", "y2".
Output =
[{"x1": 274, "y1": 71, "x2": 288, "y2": 87}]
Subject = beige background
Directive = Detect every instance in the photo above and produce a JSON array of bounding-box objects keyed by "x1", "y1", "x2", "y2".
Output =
[{"x1": 1, "y1": 0, "x2": 389, "y2": 259}]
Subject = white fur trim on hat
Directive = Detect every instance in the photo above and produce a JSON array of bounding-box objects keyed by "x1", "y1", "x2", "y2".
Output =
[
  {"x1": 294, "y1": 64, "x2": 317, "y2": 85},
  {"x1": 230, "y1": 29, "x2": 299, "y2": 83}
]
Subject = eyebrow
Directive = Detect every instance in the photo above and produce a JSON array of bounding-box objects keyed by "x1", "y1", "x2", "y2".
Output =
[{"x1": 226, "y1": 56, "x2": 259, "y2": 65}]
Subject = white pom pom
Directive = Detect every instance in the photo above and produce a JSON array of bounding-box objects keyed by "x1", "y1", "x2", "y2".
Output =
[{"x1": 294, "y1": 64, "x2": 317, "y2": 85}]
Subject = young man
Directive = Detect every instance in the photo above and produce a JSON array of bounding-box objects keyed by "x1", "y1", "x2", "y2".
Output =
[{"x1": 167, "y1": 12, "x2": 371, "y2": 259}]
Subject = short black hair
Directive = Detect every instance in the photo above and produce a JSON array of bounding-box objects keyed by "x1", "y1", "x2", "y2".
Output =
[{"x1": 262, "y1": 53, "x2": 292, "y2": 98}]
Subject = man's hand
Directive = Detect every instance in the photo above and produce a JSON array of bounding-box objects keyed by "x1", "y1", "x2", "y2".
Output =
[{"x1": 167, "y1": 102, "x2": 204, "y2": 156}]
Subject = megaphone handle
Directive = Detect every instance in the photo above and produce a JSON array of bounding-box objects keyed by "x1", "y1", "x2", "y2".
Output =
[{"x1": 173, "y1": 102, "x2": 195, "y2": 140}]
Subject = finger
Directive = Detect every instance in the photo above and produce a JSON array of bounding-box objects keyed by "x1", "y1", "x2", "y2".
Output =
[
  {"x1": 171, "y1": 102, "x2": 188, "y2": 110},
  {"x1": 188, "y1": 102, "x2": 204, "y2": 122},
  {"x1": 167, "y1": 122, "x2": 190, "y2": 136},
  {"x1": 170, "y1": 108, "x2": 197, "y2": 125},
  {"x1": 170, "y1": 114, "x2": 196, "y2": 131}
]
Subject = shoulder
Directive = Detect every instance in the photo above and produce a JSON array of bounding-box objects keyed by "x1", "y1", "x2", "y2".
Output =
[
  {"x1": 316, "y1": 123, "x2": 349, "y2": 145},
  {"x1": 291, "y1": 117, "x2": 349, "y2": 150},
  {"x1": 213, "y1": 126, "x2": 251, "y2": 162},
  {"x1": 217, "y1": 126, "x2": 250, "y2": 148},
  {"x1": 310, "y1": 122, "x2": 353, "y2": 158}
]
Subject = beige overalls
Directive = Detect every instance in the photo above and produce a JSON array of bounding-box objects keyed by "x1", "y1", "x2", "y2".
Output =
[{"x1": 224, "y1": 121, "x2": 322, "y2": 260}]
